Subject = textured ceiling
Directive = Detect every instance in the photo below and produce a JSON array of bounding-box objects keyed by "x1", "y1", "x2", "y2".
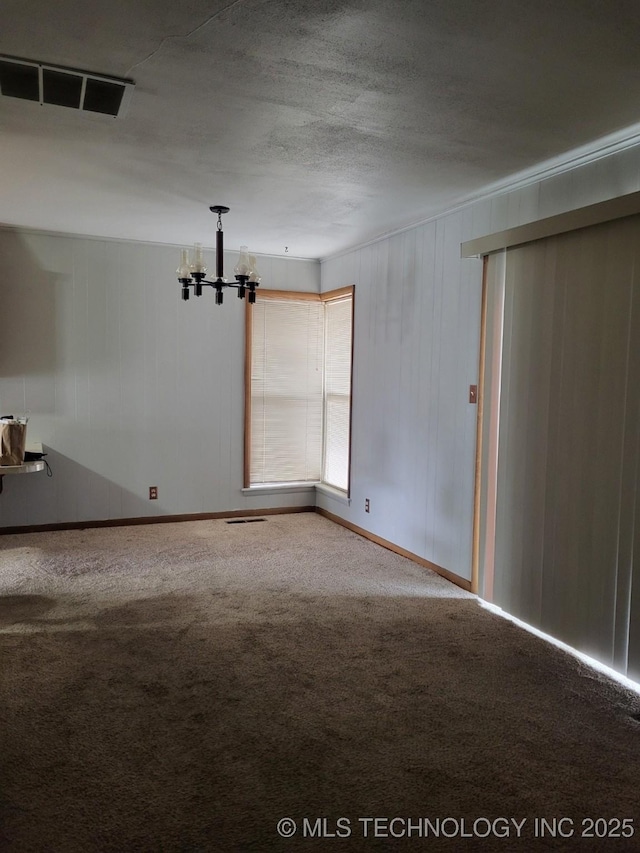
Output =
[{"x1": 2, "y1": 0, "x2": 640, "y2": 258}]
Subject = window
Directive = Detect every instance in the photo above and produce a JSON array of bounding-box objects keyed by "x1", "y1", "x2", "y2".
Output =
[
  {"x1": 322, "y1": 293, "x2": 353, "y2": 491},
  {"x1": 245, "y1": 287, "x2": 354, "y2": 492},
  {"x1": 247, "y1": 294, "x2": 324, "y2": 486}
]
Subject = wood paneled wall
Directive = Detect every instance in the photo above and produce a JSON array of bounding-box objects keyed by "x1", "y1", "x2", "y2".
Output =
[
  {"x1": 320, "y1": 219, "x2": 482, "y2": 581},
  {"x1": 320, "y1": 141, "x2": 640, "y2": 585},
  {"x1": 0, "y1": 233, "x2": 319, "y2": 528}
]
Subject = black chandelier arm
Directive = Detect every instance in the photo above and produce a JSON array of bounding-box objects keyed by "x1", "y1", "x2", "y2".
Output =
[
  {"x1": 178, "y1": 276, "x2": 259, "y2": 290},
  {"x1": 178, "y1": 277, "x2": 225, "y2": 288},
  {"x1": 178, "y1": 275, "x2": 259, "y2": 303}
]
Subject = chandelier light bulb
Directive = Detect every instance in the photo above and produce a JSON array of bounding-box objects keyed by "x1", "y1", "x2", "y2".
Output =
[
  {"x1": 248, "y1": 255, "x2": 261, "y2": 283},
  {"x1": 176, "y1": 248, "x2": 191, "y2": 279},
  {"x1": 189, "y1": 242, "x2": 207, "y2": 275},
  {"x1": 234, "y1": 246, "x2": 251, "y2": 277}
]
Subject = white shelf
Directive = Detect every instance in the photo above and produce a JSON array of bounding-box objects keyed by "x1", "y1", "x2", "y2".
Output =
[
  {"x1": 0, "y1": 443, "x2": 45, "y2": 494},
  {"x1": 0, "y1": 460, "x2": 45, "y2": 475}
]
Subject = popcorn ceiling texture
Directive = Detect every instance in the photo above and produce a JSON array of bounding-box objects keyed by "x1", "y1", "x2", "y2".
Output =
[
  {"x1": 4, "y1": 0, "x2": 640, "y2": 256},
  {"x1": 0, "y1": 513, "x2": 638, "y2": 851}
]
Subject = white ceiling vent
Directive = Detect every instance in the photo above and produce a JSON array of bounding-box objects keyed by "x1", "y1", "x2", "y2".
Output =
[{"x1": 0, "y1": 56, "x2": 134, "y2": 118}]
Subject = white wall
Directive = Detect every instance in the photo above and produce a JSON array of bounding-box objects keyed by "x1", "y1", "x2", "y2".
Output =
[
  {"x1": 319, "y1": 141, "x2": 640, "y2": 583},
  {"x1": 320, "y1": 220, "x2": 482, "y2": 581},
  {"x1": 0, "y1": 232, "x2": 319, "y2": 527}
]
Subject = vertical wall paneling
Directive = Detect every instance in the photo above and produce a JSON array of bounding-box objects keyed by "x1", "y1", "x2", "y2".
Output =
[
  {"x1": 396, "y1": 228, "x2": 420, "y2": 554},
  {"x1": 0, "y1": 233, "x2": 319, "y2": 528},
  {"x1": 489, "y1": 195, "x2": 509, "y2": 234},
  {"x1": 437, "y1": 215, "x2": 465, "y2": 571},
  {"x1": 426, "y1": 217, "x2": 446, "y2": 563},
  {"x1": 151, "y1": 246, "x2": 180, "y2": 515},
  {"x1": 412, "y1": 225, "x2": 429, "y2": 560},
  {"x1": 320, "y1": 138, "x2": 640, "y2": 588},
  {"x1": 319, "y1": 214, "x2": 483, "y2": 582},
  {"x1": 84, "y1": 239, "x2": 110, "y2": 522}
]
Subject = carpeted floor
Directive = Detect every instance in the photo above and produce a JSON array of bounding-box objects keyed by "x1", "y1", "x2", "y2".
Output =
[{"x1": 0, "y1": 513, "x2": 639, "y2": 852}]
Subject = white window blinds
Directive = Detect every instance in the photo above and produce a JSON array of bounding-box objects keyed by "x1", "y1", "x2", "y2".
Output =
[
  {"x1": 250, "y1": 298, "x2": 324, "y2": 484},
  {"x1": 322, "y1": 296, "x2": 352, "y2": 491}
]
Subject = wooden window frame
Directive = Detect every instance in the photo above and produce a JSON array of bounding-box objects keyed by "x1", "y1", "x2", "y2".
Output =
[{"x1": 244, "y1": 286, "x2": 354, "y2": 493}]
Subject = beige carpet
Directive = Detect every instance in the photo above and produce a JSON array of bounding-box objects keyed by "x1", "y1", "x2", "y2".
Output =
[{"x1": 0, "y1": 513, "x2": 639, "y2": 852}]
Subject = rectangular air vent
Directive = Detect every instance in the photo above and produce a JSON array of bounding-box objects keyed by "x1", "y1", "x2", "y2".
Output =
[
  {"x1": 0, "y1": 56, "x2": 134, "y2": 118},
  {"x1": 226, "y1": 518, "x2": 267, "y2": 524}
]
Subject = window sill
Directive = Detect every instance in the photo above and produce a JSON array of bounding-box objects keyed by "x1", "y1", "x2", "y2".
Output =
[
  {"x1": 315, "y1": 483, "x2": 351, "y2": 505},
  {"x1": 242, "y1": 482, "x2": 351, "y2": 506},
  {"x1": 242, "y1": 483, "x2": 318, "y2": 497}
]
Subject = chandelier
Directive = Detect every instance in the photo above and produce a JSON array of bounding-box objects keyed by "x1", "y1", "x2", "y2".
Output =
[{"x1": 176, "y1": 205, "x2": 261, "y2": 305}]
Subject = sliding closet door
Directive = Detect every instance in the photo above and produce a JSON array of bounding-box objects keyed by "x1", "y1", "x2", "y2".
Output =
[
  {"x1": 489, "y1": 216, "x2": 640, "y2": 674},
  {"x1": 492, "y1": 238, "x2": 557, "y2": 628},
  {"x1": 476, "y1": 250, "x2": 505, "y2": 601},
  {"x1": 624, "y1": 235, "x2": 640, "y2": 680}
]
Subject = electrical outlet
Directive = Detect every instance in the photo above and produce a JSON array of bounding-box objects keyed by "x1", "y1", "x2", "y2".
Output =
[
  {"x1": 365, "y1": 498, "x2": 370, "y2": 513},
  {"x1": 149, "y1": 486, "x2": 158, "y2": 500}
]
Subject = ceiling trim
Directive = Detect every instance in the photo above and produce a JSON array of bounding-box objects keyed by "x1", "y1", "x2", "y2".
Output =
[
  {"x1": 0, "y1": 223, "x2": 319, "y2": 263},
  {"x1": 321, "y1": 120, "x2": 640, "y2": 264}
]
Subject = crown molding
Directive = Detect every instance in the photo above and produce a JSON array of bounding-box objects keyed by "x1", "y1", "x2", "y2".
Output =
[
  {"x1": 0, "y1": 223, "x2": 316, "y2": 263},
  {"x1": 321, "y1": 121, "x2": 640, "y2": 264}
]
